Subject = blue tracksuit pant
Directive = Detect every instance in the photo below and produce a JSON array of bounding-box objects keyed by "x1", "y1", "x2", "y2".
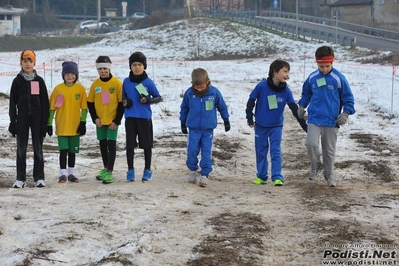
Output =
[
  {"x1": 186, "y1": 129, "x2": 213, "y2": 177},
  {"x1": 254, "y1": 124, "x2": 284, "y2": 182}
]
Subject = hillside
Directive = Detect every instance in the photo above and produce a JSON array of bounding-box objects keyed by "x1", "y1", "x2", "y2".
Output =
[{"x1": 0, "y1": 17, "x2": 398, "y2": 265}]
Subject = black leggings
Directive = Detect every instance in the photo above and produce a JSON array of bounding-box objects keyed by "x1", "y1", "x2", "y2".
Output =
[
  {"x1": 126, "y1": 148, "x2": 152, "y2": 170},
  {"x1": 100, "y1": 139, "x2": 116, "y2": 171},
  {"x1": 59, "y1": 150, "x2": 75, "y2": 169}
]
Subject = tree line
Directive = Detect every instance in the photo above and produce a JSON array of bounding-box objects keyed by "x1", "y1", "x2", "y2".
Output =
[
  {"x1": 1, "y1": 0, "x2": 299, "y2": 17},
  {"x1": 0, "y1": 0, "x2": 182, "y2": 17},
  {"x1": 0, "y1": 0, "x2": 299, "y2": 33}
]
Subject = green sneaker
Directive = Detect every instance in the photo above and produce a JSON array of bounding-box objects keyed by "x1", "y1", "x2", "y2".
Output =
[
  {"x1": 252, "y1": 177, "x2": 267, "y2": 185},
  {"x1": 274, "y1": 180, "x2": 284, "y2": 186},
  {"x1": 102, "y1": 172, "x2": 115, "y2": 184},
  {"x1": 96, "y1": 168, "x2": 107, "y2": 180}
]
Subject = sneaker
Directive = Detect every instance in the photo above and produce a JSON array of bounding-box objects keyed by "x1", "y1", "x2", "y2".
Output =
[
  {"x1": 199, "y1": 176, "x2": 208, "y2": 187},
  {"x1": 309, "y1": 163, "x2": 323, "y2": 180},
  {"x1": 102, "y1": 172, "x2": 115, "y2": 184},
  {"x1": 142, "y1": 169, "x2": 153, "y2": 181},
  {"x1": 188, "y1": 171, "x2": 197, "y2": 183},
  {"x1": 274, "y1": 180, "x2": 284, "y2": 186},
  {"x1": 58, "y1": 175, "x2": 67, "y2": 183},
  {"x1": 327, "y1": 178, "x2": 336, "y2": 187},
  {"x1": 96, "y1": 168, "x2": 107, "y2": 180},
  {"x1": 12, "y1": 180, "x2": 25, "y2": 188},
  {"x1": 68, "y1": 174, "x2": 79, "y2": 183},
  {"x1": 126, "y1": 169, "x2": 135, "y2": 182},
  {"x1": 36, "y1": 180, "x2": 46, "y2": 188},
  {"x1": 252, "y1": 177, "x2": 267, "y2": 185}
]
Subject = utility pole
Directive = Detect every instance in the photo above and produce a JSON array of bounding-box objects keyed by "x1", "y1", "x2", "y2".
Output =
[
  {"x1": 97, "y1": 0, "x2": 101, "y2": 32},
  {"x1": 255, "y1": 0, "x2": 257, "y2": 16},
  {"x1": 295, "y1": 0, "x2": 298, "y2": 39},
  {"x1": 334, "y1": 10, "x2": 339, "y2": 44}
]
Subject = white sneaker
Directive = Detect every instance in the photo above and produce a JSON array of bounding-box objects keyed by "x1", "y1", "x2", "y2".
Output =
[
  {"x1": 199, "y1": 176, "x2": 208, "y2": 187},
  {"x1": 188, "y1": 171, "x2": 197, "y2": 183},
  {"x1": 309, "y1": 163, "x2": 323, "y2": 180},
  {"x1": 36, "y1": 180, "x2": 46, "y2": 188},
  {"x1": 12, "y1": 180, "x2": 25, "y2": 188},
  {"x1": 327, "y1": 178, "x2": 336, "y2": 187}
]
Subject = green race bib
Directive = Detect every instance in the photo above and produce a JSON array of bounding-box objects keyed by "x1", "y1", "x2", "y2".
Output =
[
  {"x1": 316, "y1": 77, "x2": 327, "y2": 87},
  {"x1": 205, "y1": 100, "x2": 213, "y2": 110},
  {"x1": 135, "y1": 83, "x2": 149, "y2": 96},
  {"x1": 268, "y1": 95, "x2": 278, "y2": 109}
]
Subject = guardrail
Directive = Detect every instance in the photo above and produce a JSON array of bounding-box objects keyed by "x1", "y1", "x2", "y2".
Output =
[
  {"x1": 57, "y1": 14, "x2": 129, "y2": 21},
  {"x1": 261, "y1": 10, "x2": 399, "y2": 40},
  {"x1": 260, "y1": 10, "x2": 399, "y2": 41},
  {"x1": 209, "y1": 11, "x2": 355, "y2": 46}
]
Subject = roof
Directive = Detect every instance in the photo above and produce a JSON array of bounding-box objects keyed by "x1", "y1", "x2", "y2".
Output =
[
  {"x1": 330, "y1": 0, "x2": 372, "y2": 7},
  {"x1": 0, "y1": 5, "x2": 27, "y2": 15}
]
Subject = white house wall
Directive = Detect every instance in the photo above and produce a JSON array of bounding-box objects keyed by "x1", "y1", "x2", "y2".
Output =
[{"x1": 0, "y1": 15, "x2": 21, "y2": 36}]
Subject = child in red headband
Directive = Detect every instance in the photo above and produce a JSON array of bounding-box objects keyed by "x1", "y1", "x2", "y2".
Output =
[{"x1": 297, "y1": 45, "x2": 355, "y2": 187}]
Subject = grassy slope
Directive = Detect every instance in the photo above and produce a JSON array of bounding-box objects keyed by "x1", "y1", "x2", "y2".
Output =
[{"x1": 0, "y1": 36, "x2": 103, "y2": 52}]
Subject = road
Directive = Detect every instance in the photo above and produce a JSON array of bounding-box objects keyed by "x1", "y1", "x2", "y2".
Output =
[{"x1": 257, "y1": 17, "x2": 399, "y2": 52}]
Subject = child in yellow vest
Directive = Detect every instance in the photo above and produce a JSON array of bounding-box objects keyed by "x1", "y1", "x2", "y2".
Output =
[
  {"x1": 88, "y1": 56, "x2": 123, "y2": 184},
  {"x1": 48, "y1": 61, "x2": 88, "y2": 183}
]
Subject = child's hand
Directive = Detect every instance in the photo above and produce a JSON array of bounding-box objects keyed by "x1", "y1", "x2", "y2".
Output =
[
  {"x1": 224, "y1": 119, "x2": 231, "y2": 132},
  {"x1": 122, "y1": 97, "x2": 133, "y2": 109},
  {"x1": 47, "y1": 126, "x2": 53, "y2": 137},
  {"x1": 247, "y1": 119, "x2": 254, "y2": 128},
  {"x1": 8, "y1": 123, "x2": 16, "y2": 137},
  {"x1": 181, "y1": 123, "x2": 188, "y2": 134},
  {"x1": 77, "y1": 121, "x2": 86, "y2": 136},
  {"x1": 297, "y1": 106, "x2": 306, "y2": 119},
  {"x1": 140, "y1": 94, "x2": 150, "y2": 103},
  {"x1": 335, "y1": 113, "x2": 348, "y2": 125}
]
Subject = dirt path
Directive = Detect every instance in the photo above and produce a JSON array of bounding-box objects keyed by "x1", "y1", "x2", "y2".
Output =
[{"x1": 1, "y1": 107, "x2": 398, "y2": 265}]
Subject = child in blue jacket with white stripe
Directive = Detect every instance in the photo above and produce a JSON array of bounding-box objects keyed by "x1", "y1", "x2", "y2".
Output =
[
  {"x1": 298, "y1": 46, "x2": 355, "y2": 187},
  {"x1": 246, "y1": 59, "x2": 307, "y2": 186},
  {"x1": 180, "y1": 68, "x2": 230, "y2": 187}
]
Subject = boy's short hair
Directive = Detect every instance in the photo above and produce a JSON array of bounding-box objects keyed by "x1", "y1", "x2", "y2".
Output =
[
  {"x1": 191, "y1": 68, "x2": 209, "y2": 85},
  {"x1": 268, "y1": 59, "x2": 290, "y2": 79},
  {"x1": 315, "y1": 46, "x2": 334, "y2": 59}
]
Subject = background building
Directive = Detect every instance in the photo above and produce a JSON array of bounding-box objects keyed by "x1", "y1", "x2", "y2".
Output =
[{"x1": 0, "y1": 5, "x2": 27, "y2": 36}]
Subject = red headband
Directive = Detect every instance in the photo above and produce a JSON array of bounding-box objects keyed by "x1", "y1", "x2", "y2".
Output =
[{"x1": 316, "y1": 55, "x2": 334, "y2": 64}]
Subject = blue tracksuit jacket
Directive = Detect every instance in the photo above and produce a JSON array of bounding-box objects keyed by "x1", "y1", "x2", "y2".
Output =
[
  {"x1": 179, "y1": 85, "x2": 229, "y2": 129},
  {"x1": 298, "y1": 68, "x2": 355, "y2": 127}
]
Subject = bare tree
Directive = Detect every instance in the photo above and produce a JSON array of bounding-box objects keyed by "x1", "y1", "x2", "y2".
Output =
[{"x1": 41, "y1": 0, "x2": 56, "y2": 24}]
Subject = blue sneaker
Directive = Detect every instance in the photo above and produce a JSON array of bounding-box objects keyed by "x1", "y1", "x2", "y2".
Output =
[
  {"x1": 126, "y1": 169, "x2": 135, "y2": 182},
  {"x1": 142, "y1": 169, "x2": 152, "y2": 181}
]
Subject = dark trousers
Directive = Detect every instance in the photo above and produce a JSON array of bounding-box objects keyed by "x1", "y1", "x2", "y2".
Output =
[{"x1": 16, "y1": 114, "x2": 45, "y2": 182}]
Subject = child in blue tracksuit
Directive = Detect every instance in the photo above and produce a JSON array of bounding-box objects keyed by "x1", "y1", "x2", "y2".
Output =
[
  {"x1": 180, "y1": 68, "x2": 230, "y2": 187},
  {"x1": 246, "y1": 59, "x2": 307, "y2": 186}
]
